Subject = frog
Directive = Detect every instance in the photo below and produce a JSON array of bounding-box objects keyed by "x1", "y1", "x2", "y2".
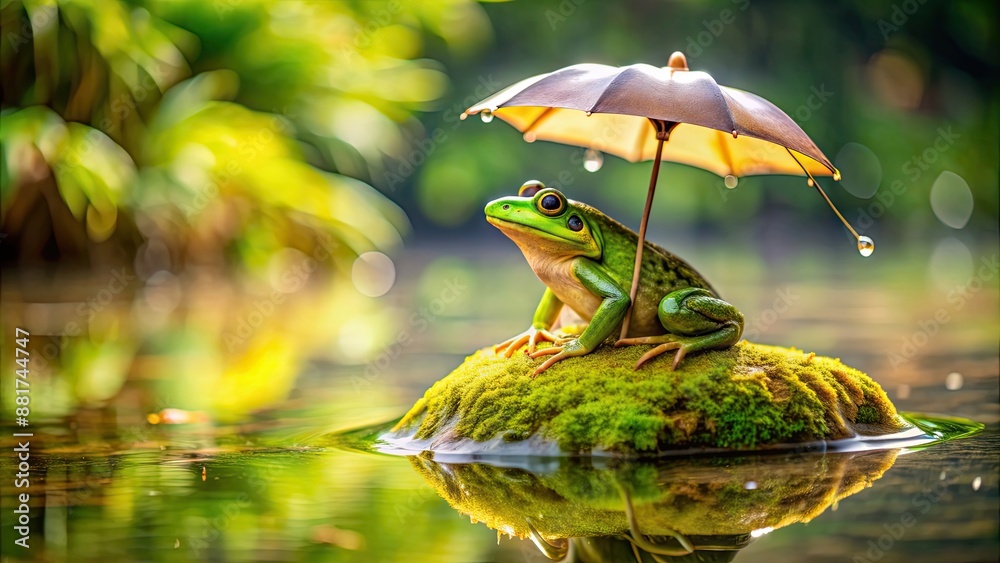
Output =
[{"x1": 486, "y1": 180, "x2": 744, "y2": 376}]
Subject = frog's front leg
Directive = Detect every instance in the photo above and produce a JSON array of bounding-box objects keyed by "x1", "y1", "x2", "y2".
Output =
[
  {"x1": 529, "y1": 259, "x2": 629, "y2": 376},
  {"x1": 615, "y1": 287, "x2": 743, "y2": 370},
  {"x1": 495, "y1": 288, "x2": 567, "y2": 357}
]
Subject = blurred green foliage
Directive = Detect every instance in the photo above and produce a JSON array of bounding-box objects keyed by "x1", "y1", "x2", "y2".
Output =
[{"x1": 0, "y1": 0, "x2": 494, "y2": 270}]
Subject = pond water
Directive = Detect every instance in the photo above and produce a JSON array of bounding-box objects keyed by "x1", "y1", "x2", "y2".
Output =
[{"x1": 1, "y1": 243, "x2": 997, "y2": 562}]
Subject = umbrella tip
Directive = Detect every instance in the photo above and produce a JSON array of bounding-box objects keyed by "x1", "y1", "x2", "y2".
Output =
[{"x1": 667, "y1": 52, "x2": 688, "y2": 71}]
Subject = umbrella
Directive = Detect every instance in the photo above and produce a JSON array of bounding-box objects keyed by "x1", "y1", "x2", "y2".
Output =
[{"x1": 463, "y1": 51, "x2": 873, "y2": 339}]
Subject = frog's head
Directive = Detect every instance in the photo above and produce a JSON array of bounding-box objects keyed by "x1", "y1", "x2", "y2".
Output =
[{"x1": 485, "y1": 180, "x2": 603, "y2": 260}]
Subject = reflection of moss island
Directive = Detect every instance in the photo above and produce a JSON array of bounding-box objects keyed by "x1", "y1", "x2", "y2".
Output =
[
  {"x1": 393, "y1": 341, "x2": 907, "y2": 453},
  {"x1": 409, "y1": 449, "x2": 899, "y2": 539}
]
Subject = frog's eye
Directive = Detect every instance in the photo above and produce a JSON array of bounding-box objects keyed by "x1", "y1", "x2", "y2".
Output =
[
  {"x1": 567, "y1": 215, "x2": 583, "y2": 232},
  {"x1": 518, "y1": 180, "x2": 545, "y2": 198},
  {"x1": 537, "y1": 193, "x2": 565, "y2": 216}
]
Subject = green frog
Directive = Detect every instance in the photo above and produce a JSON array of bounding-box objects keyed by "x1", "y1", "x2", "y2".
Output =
[{"x1": 486, "y1": 180, "x2": 744, "y2": 376}]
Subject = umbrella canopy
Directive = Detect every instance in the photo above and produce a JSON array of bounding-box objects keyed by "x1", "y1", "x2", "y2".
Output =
[
  {"x1": 465, "y1": 58, "x2": 840, "y2": 179},
  {"x1": 464, "y1": 52, "x2": 871, "y2": 340}
]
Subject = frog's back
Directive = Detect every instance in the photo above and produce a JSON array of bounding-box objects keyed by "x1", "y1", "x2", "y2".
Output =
[{"x1": 577, "y1": 203, "x2": 717, "y2": 296}]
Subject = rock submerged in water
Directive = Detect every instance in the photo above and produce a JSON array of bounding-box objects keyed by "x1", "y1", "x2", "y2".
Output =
[{"x1": 389, "y1": 341, "x2": 909, "y2": 455}]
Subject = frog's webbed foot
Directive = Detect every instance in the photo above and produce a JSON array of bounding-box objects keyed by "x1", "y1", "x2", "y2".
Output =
[
  {"x1": 634, "y1": 340, "x2": 688, "y2": 370},
  {"x1": 628, "y1": 326, "x2": 741, "y2": 370},
  {"x1": 495, "y1": 327, "x2": 566, "y2": 357},
  {"x1": 622, "y1": 287, "x2": 744, "y2": 370},
  {"x1": 527, "y1": 339, "x2": 588, "y2": 377}
]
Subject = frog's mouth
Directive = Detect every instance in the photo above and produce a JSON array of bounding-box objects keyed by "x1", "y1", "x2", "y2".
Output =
[{"x1": 486, "y1": 216, "x2": 570, "y2": 245}]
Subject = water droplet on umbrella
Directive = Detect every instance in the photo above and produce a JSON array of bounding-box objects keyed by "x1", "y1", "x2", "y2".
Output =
[
  {"x1": 724, "y1": 175, "x2": 738, "y2": 189},
  {"x1": 459, "y1": 112, "x2": 468, "y2": 121},
  {"x1": 583, "y1": 149, "x2": 603, "y2": 172},
  {"x1": 857, "y1": 236, "x2": 874, "y2": 257},
  {"x1": 523, "y1": 131, "x2": 536, "y2": 143},
  {"x1": 585, "y1": 111, "x2": 592, "y2": 117},
  {"x1": 972, "y1": 476, "x2": 982, "y2": 491},
  {"x1": 945, "y1": 372, "x2": 963, "y2": 390},
  {"x1": 833, "y1": 171, "x2": 842, "y2": 181},
  {"x1": 480, "y1": 109, "x2": 494, "y2": 123},
  {"x1": 806, "y1": 178, "x2": 815, "y2": 187}
]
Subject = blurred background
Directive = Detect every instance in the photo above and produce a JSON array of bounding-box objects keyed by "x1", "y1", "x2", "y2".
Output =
[{"x1": 0, "y1": 0, "x2": 997, "y2": 561}]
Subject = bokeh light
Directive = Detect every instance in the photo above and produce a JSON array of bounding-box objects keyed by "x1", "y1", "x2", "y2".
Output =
[
  {"x1": 930, "y1": 171, "x2": 975, "y2": 229},
  {"x1": 352, "y1": 251, "x2": 396, "y2": 297},
  {"x1": 835, "y1": 143, "x2": 882, "y2": 199}
]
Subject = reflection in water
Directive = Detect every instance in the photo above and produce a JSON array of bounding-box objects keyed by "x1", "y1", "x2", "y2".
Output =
[{"x1": 409, "y1": 449, "x2": 899, "y2": 562}]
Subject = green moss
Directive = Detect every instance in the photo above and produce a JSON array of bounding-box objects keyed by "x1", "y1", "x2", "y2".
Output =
[
  {"x1": 856, "y1": 404, "x2": 879, "y2": 424},
  {"x1": 393, "y1": 341, "x2": 907, "y2": 454}
]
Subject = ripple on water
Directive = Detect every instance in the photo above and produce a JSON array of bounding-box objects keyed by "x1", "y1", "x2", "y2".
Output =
[{"x1": 330, "y1": 412, "x2": 984, "y2": 464}]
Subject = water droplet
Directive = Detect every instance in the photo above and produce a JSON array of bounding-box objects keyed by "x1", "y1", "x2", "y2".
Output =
[
  {"x1": 972, "y1": 476, "x2": 982, "y2": 491},
  {"x1": 806, "y1": 178, "x2": 815, "y2": 187},
  {"x1": 584, "y1": 111, "x2": 592, "y2": 117},
  {"x1": 724, "y1": 175, "x2": 738, "y2": 189},
  {"x1": 744, "y1": 481, "x2": 757, "y2": 490},
  {"x1": 459, "y1": 112, "x2": 468, "y2": 121},
  {"x1": 857, "y1": 235, "x2": 875, "y2": 257},
  {"x1": 523, "y1": 131, "x2": 536, "y2": 143},
  {"x1": 833, "y1": 171, "x2": 842, "y2": 181},
  {"x1": 940, "y1": 471, "x2": 947, "y2": 480},
  {"x1": 945, "y1": 371, "x2": 963, "y2": 391},
  {"x1": 583, "y1": 149, "x2": 603, "y2": 172},
  {"x1": 480, "y1": 109, "x2": 494, "y2": 123}
]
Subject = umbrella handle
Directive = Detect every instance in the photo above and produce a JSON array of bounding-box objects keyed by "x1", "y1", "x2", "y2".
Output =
[{"x1": 619, "y1": 136, "x2": 665, "y2": 341}]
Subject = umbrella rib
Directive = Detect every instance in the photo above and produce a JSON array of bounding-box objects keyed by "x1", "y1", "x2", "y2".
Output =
[
  {"x1": 785, "y1": 147, "x2": 860, "y2": 240},
  {"x1": 521, "y1": 107, "x2": 557, "y2": 135},
  {"x1": 715, "y1": 129, "x2": 735, "y2": 175}
]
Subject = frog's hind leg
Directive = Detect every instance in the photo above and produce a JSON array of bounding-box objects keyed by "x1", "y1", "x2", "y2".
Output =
[{"x1": 620, "y1": 287, "x2": 744, "y2": 370}]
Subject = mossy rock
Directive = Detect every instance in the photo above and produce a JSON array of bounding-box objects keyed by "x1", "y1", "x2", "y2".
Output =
[{"x1": 389, "y1": 341, "x2": 909, "y2": 455}]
